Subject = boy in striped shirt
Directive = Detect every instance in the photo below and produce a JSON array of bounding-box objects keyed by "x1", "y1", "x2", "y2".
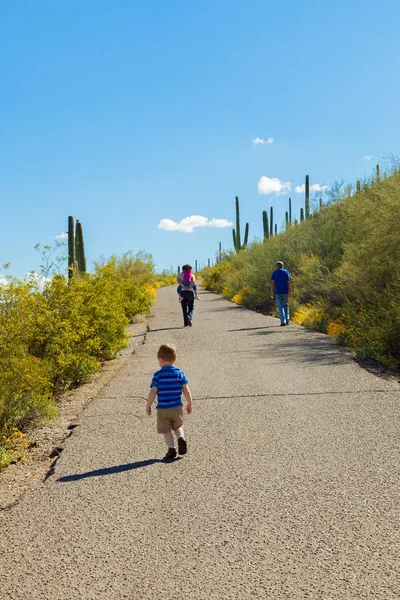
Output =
[{"x1": 146, "y1": 344, "x2": 193, "y2": 460}]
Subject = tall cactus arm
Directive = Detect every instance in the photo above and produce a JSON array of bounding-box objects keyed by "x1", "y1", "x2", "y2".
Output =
[
  {"x1": 269, "y1": 206, "x2": 273, "y2": 237},
  {"x1": 305, "y1": 174, "x2": 310, "y2": 218},
  {"x1": 75, "y1": 220, "x2": 86, "y2": 273},
  {"x1": 262, "y1": 210, "x2": 269, "y2": 240},
  {"x1": 243, "y1": 223, "x2": 249, "y2": 248},
  {"x1": 68, "y1": 215, "x2": 75, "y2": 279},
  {"x1": 235, "y1": 196, "x2": 241, "y2": 250}
]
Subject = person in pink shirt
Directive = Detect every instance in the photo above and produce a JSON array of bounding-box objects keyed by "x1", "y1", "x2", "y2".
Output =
[{"x1": 176, "y1": 264, "x2": 199, "y2": 326}]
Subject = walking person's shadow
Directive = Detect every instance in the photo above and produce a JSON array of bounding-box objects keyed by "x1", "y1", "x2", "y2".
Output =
[
  {"x1": 57, "y1": 457, "x2": 181, "y2": 482},
  {"x1": 149, "y1": 327, "x2": 183, "y2": 333}
]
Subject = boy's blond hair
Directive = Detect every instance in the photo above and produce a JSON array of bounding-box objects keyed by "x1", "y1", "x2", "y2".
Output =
[{"x1": 157, "y1": 344, "x2": 177, "y2": 362}]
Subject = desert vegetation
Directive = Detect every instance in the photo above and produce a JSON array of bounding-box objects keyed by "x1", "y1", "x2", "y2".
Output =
[
  {"x1": 0, "y1": 249, "x2": 175, "y2": 468},
  {"x1": 202, "y1": 164, "x2": 400, "y2": 372}
]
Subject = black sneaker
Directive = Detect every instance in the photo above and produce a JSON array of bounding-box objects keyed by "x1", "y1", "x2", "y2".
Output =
[
  {"x1": 164, "y1": 447, "x2": 177, "y2": 459},
  {"x1": 286, "y1": 320, "x2": 290, "y2": 324},
  {"x1": 280, "y1": 323, "x2": 286, "y2": 326},
  {"x1": 178, "y1": 437, "x2": 187, "y2": 455},
  {"x1": 187, "y1": 317, "x2": 192, "y2": 327}
]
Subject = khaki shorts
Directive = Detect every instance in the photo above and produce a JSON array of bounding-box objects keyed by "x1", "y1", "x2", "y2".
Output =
[{"x1": 157, "y1": 406, "x2": 183, "y2": 433}]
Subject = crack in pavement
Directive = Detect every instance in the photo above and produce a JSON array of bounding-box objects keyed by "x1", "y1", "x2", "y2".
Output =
[{"x1": 94, "y1": 389, "x2": 400, "y2": 402}]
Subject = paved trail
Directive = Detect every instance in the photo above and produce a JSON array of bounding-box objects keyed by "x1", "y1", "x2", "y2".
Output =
[{"x1": 1, "y1": 287, "x2": 399, "y2": 599}]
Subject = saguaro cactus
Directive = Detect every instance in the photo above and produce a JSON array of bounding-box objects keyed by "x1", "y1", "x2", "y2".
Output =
[
  {"x1": 75, "y1": 220, "x2": 86, "y2": 274},
  {"x1": 270, "y1": 206, "x2": 273, "y2": 237},
  {"x1": 305, "y1": 175, "x2": 310, "y2": 218},
  {"x1": 243, "y1": 222, "x2": 249, "y2": 247},
  {"x1": 68, "y1": 215, "x2": 87, "y2": 278},
  {"x1": 288, "y1": 197, "x2": 292, "y2": 226},
  {"x1": 376, "y1": 164, "x2": 380, "y2": 183},
  {"x1": 234, "y1": 196, "x2": 241, "y2": 249},
  {"x1": 274, "y1": 224, "x2": 278, "y2": 235},
  {"x1": 232, "y1": 196, "x2": 249, "y2": 252},
  {"x1": 285, "y1": 211, "x2": 289, "y2": 229},
  {"x1": 68, "y1": 215, "x2": 75, "y2": 279},
  {"x1": 262, "y1": 210, "x2": 269, "y2": 240},
  {"x1": 356, "y1": 180, "x2": 361, "y2": 193},
  {"x1": 300, "y1": 207, "x2": 305, "y2": 222}
]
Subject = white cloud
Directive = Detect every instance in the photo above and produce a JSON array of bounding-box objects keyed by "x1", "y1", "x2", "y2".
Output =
[
  {"x1": 252, "y1": 136, "x2": 274, "y2": 145},
  {"x1": 295, "y1": 183, "x2": 329, "y2": 193},
  {"x1": 158, "y1": 215, "x2": 233, "y2": 233},
  {"x1": 257, "y1": 176, "x2": 291, "y2": 195},
  {"x1": 55, "y1": 232, "x2": 68, "y2": 240},
  {"x1": 312, "y1": 184, "x2": 329, "y2": 192},
  {"x1": 25, "y1": 271, "x2": 52, "y2": 289},
  {"x1": 363, "y1": 155, "x2": 373, "y2": 160}
]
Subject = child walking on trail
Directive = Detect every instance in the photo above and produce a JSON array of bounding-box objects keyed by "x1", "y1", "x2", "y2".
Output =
[{"x1": 146, "y1": 344, "x2": 193, "y2": 460}]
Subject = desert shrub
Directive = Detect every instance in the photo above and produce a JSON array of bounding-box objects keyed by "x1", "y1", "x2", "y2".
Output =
[
  {"x1": 294, "y1": 253, "x2": 335, "y2": 305},
  {"x1": 0, "y1": 354, "x2": 55, "y2": 436},
  {"x1": 0, "y1": 428, "x2": 30, "y2": 470},
  {"x1": 27, "y1": 276, "x2": 104, "y2": 389},
  {"x1": 0, "y1": 280, "x2": 56, "y2": 434},
  {"x1": 154, "y1": 275, "x2": 177, "y2": 288},
  {"x1": 93, "y1": 251, "x2": 155, "y2": 286},
  {"x1": 292, "y1": 303, "x2": 330, "y2": 332},
  {"x1": 0, "y1": 251, "x2": 165, "y2": 438},
  {"x1": 202, "y1": 169, "x2": 400, "y2": 370},
  {"x1": 201, "y1": 254, "x2": 239, "y2": 294}
]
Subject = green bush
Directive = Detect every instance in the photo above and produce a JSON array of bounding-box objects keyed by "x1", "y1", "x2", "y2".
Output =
[
  {"x1": 0, "y1": 280, "x2": 55, "y2": 435},
  {"x1": 0, "y1": 251, "x2": 165, "y2": 436}
]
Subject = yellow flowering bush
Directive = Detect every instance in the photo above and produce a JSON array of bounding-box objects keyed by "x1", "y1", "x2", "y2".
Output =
[
  {"x1": 0, "y1": 428, "x2": 30, "y2": 471},
  {"x1": 201, "y1": 258, "x2": 238, "y2": 294},
  {"x1": 0, "y1": 251, "x2": 165, "y2": 439},
  {"x1": 0, "y1": 280, "x2": 56, "y2": 435},
  {"x1": 327, "y1": 315, "x2": 346, "y2": 337},
  {"x1": 333, "y1": 308, "x2": 388, "y2": 363},
  {"x1": 292, "y1": 303, "x2": 330, "y2": 332},
  {"x1": 0, "y1": 354, "x2": 55, "y2": 436},
  {"x1": 153, "y1": 275, "x2": 176, "y2": 288},
  {"x1": 232, "y1": 286, "x2": 252, "y2": 305}
]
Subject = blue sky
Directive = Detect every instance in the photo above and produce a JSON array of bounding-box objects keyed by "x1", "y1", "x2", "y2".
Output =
[{"x1": 1, "y1": 0, "x2": 400, "y2": 279}]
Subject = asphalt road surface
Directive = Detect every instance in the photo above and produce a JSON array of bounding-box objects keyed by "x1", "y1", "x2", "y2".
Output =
[{"x1": 1, "y1": 287, "x2": 399, "y2": 599}]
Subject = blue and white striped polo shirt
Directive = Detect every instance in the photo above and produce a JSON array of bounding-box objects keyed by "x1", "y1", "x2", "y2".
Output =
[{"x1": 150, "y1": 365, "x2": 188, "y2": 409}]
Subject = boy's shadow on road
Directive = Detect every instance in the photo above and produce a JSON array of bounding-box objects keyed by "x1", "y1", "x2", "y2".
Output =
[{"x1": 57, "y1": 457, "x2": 181, "y2": 482}]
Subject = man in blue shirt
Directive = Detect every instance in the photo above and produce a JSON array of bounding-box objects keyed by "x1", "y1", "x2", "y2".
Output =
[{"x1": 270, "y1": 261, "x2": 292, "y2": 326}]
